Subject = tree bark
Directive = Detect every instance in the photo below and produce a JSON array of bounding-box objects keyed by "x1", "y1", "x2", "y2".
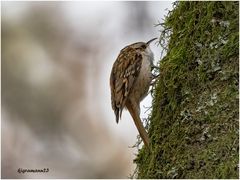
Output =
[{"x1": 134, "y1": 1, "x2": 239, "y2": 179}]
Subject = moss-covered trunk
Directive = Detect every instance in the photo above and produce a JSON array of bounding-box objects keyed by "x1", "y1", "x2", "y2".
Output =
[{"x1": 134, "y1": 1, "x2": 239, "y2": 179}]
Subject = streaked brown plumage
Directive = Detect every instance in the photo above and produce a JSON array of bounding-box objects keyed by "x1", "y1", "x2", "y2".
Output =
[{"x1": 110, "y1": 38, "x2": 157, "y2": 148}]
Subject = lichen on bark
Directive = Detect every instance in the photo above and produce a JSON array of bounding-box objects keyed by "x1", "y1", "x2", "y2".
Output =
[{"x1": 134, "y1": 1, "x2": 239, "y2": 179}]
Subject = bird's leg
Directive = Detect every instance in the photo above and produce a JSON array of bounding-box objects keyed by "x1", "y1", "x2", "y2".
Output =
[
  {"x1": 150, "y1": 73, "x2": 160, "y2": 86},
  {"x1": 152, "y1": 65, "x2": 160, "y2": 70},
  {"x1": 151, "y1": 64, "x2": 160, "y2": 85},
  {"x1": 152, "y1": 73, "x2": 160, "y2": 80}
]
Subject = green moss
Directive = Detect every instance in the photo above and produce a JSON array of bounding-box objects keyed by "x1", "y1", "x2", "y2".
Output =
[{"x1": 134, "y1": 1, "x2": 239, "y2": 179}]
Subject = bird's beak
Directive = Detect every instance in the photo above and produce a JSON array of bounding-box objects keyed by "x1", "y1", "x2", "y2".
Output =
[{"x1": 146, "y1": 37, "x2": 158, "y2": 45}]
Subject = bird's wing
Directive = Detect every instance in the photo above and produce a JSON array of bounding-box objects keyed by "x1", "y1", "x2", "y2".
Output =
[{"x1": 110, "y1": 47, "x2": 142, "y2": 123}]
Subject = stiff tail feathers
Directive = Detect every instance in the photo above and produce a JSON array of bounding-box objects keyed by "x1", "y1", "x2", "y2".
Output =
[
  {"x1": 115, "y1": 108, "x2": 123, "y2": 124},
  {"x1": 126, "y1": 103, "x2": 149, "y2": 148}
]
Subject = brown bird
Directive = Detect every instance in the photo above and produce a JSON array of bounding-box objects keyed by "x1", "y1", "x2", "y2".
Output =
[{"x1": 110, "y1": 38, "x2": 157, "y2": 148}]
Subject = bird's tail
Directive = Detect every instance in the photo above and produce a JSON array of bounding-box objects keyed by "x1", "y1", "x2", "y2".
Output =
[
  {"x1": 115, "y1": 108, "x2": 124, "y2": 124},
  {"x1": 126, "y1": 103, "x2": 150, "y2": 148},
  {"x1": 115, "y1": 109, "x2": 120, "y2": 123}
]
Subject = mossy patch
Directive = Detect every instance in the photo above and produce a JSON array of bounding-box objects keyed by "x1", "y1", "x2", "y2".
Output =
[{"x1": 134, "y1": 1, "x2": 239, "y2": 179}]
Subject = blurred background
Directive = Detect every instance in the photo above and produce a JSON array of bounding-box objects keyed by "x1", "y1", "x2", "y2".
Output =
[{"x1": 1, "y1": 1, "x2": 173, "y2": 178}]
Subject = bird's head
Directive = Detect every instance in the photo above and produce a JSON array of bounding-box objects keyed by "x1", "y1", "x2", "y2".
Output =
[{"x1": 130, "y1": 37, "x2": 158, "y2": 50}]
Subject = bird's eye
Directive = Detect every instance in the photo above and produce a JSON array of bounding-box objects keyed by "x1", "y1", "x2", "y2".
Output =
[{"x1": 141, "y1": 44, "x2": 147, "y2": 49}]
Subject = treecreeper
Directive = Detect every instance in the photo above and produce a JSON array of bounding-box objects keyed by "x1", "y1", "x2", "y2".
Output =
[{"x1": 110, "y1": 38, "x2": 157, "y2": 148}]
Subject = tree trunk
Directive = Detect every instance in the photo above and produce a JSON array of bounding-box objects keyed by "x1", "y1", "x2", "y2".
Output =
[{"x1": 134, "y1": 1, "x2": 239, "y2": 178}]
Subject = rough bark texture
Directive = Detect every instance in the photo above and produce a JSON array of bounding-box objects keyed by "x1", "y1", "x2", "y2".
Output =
[{"x1": 134, "y1": 1, "x2": 239, "y2": 179}]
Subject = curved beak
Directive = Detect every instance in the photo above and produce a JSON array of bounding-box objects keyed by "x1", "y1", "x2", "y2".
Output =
[{"x1": 146, "y1": 37, "x2": 158, "y2": 45}]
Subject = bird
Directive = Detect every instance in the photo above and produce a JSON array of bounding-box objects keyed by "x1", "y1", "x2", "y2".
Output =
[{"x1": 110, "y1": 38, "x2": 157, "y2": 148}]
